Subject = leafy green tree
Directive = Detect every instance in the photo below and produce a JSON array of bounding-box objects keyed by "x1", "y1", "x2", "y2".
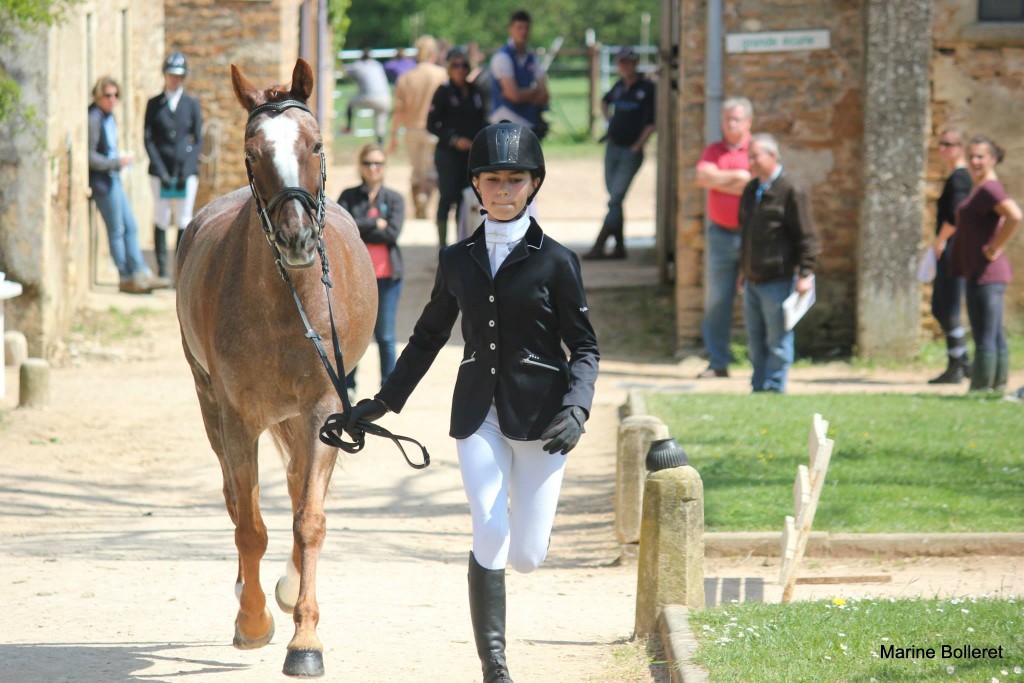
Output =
[{"x1": 0, "y1": 0, "x2": 80, "y2": 127}]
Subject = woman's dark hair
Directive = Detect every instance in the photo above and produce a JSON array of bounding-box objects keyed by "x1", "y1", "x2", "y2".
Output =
[
  {"x1": 510, "y1": 9, "x2": 531, "y2": 24},
  {"x1": 969, "y1": 134, "x2": 1005, "y2": 164}
]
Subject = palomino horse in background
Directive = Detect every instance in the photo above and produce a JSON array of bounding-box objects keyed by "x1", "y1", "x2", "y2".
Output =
[{"x1": 176, "y1": 59, "x2": 376, "y2": 677}]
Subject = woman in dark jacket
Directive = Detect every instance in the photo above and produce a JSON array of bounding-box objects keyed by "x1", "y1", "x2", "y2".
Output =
[
  {"x1": 928, "y1": 127, "x2": 972, "y2": 384},
  {"x1": 427, "y1": 47, "x2": 487, "y2": 247},
  {"x1": 338, "y1": 143, "x2": 405, "y2": 388},
  {"x1": 347, "y1": 123, "x2": 599, "y2": 683}
]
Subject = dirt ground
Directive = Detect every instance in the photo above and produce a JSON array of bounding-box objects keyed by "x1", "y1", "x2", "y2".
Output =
[{"x1": 1, "y1": 156, "x2": 1021, "y2": 683}]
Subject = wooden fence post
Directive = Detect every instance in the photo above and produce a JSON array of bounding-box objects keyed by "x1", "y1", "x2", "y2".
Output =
[{"x1": 780, "y1": 413, "x2": 835, "y2": 602}]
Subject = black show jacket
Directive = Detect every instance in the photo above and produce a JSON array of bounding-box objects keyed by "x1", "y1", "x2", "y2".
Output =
[
  {"x1": 144, "y1": 91, "x2": 202, "y2": 180},
  {"x1": 377, "y1": 219, "x2": 600, "y2": 440}
]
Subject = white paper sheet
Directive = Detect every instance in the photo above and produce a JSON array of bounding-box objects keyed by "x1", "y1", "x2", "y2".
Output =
[
  {"x1": 783, "y1": 275, "x2": 815, "y2": 331},
  {"x1": 916, "y1": 248, "x2": 937, "y2": 283}
]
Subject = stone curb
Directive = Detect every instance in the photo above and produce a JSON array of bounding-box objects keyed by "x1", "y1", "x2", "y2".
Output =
[{"x1": 658, "y1": 605, "x2": 708, "y2": 683}]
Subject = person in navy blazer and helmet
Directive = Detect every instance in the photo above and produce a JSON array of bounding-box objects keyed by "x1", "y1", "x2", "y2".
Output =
[
  {"x1": 144, "y1": 51, "x2": 203, "y2": 280},
  {"x1": 347, "y1": 121, "x2": 599, "y2": 683}
]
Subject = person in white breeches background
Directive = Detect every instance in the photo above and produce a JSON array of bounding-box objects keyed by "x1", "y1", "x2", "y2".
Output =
[{"x1": 347, "y1": 122, "x2": 600, "y2": 683}]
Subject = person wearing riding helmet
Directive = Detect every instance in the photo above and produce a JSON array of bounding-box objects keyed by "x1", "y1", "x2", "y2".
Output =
[
  {"x1": 144, "y1": 51, "x2": 202, "y2": 281},
  {"x1": 346, "y1": 122, "x2": 599, "y2": 683}
]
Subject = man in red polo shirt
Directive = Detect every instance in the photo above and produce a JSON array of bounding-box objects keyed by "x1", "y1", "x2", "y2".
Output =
[{"x1": 695, "y1": 97, "x2": 753, "y2": 378}]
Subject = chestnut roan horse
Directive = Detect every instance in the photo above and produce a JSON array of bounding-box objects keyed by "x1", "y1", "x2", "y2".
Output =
[{"x1": 176, "y1": 59, "x2": 376, "y2": 677}]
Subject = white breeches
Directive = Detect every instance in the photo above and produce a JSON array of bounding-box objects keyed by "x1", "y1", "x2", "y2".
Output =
[
  {"x1": 456, "y1": 404, "x2": 567, "y2": 573},
  {"x1": 150, "y1": 174, "x2": 199, "y2": 229}
]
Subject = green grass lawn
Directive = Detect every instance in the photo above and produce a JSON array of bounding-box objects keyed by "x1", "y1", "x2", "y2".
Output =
[
  {"x1": 644, "y1": 393, "x2": 1024, "y2": 533},
  {"x1": 689, "y1": 597, "x2": 1024, "y2": 683}
]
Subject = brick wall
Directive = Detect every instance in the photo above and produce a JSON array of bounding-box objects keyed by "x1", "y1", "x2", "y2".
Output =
[
  {"x1": 674, "y1": 0, "x2": 864, "y2": 356},
  {"x1": 165, "y1": 0, "x2": 329, "y2": 209},
  {"x1": 927, "y1": 0, "x2": 1024, "y2": 330}
]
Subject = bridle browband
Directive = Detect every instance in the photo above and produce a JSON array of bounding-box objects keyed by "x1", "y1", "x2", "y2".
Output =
[{"x1": 243, "y1": 98, "x2": 429, "y2": 470}]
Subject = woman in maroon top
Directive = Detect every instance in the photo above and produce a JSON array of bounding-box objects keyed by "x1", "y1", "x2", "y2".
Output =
[{"x1": 950, "y1": 135, "x2": 1022, "y2": 393}]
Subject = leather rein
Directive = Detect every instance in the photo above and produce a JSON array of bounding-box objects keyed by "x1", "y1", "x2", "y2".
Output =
[{"x1": 244, "y1": 99, "x2": 429, "y2": 470}]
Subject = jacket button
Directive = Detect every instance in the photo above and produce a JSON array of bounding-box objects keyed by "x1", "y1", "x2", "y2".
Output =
[
  {"x1": 490, "y1": 343, "x2": 496, "y2": 350},
  {"x1": 491, "y1": 368, "x2": 496, "y2": 375},
  {"x1": 169, "y1": 130, "x2": 176, "y2": 138},
  {"x1": 488, "y1": 320, "x2": 495, "y2": 327},
  {"x1": 488, "y1": 295, "x2": 495, "y2": 302}
]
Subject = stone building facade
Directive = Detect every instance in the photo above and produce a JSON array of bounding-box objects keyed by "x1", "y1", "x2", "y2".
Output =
[
  {"x1": 0, "y1": 0, "x2": 331, "y2": 357},
  {"x1": 0, "y1": 0, "x2": 164, "y2": 357},
  {"x1": 666, "y1": 0, "x2": 1024, "y2": 359}
]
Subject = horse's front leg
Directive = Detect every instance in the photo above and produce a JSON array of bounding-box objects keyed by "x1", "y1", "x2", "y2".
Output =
[
  {"x1": 282, "y1": 405, "x2": 341, "y2": 678},
  {"x1": 221, "y1": 415, "x2": 276, "y2": 650}
]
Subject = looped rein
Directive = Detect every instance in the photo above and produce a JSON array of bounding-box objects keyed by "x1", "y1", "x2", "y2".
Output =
[{"x1": 245, "y1": 99, "x2": 430, "y2": 470}]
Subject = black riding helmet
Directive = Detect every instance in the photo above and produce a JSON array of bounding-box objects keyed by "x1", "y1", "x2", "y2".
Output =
[
  {"x1": 468, "y1": 121, "x2": 545, "y2": 206},
  {"x1": 163, "y1": 52, "x2": 189, "y2": 76}
]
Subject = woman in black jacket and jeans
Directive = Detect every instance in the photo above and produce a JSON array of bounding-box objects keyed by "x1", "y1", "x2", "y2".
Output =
[
  {"x1": 347, "y1": 123, "x2": 599, "y2": 683},
  {"x1": 338, "y1": 143, "x2": 405, "y2": 389}
]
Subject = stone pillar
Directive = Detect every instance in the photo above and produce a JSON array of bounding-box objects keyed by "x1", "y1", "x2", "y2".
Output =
[
  {"x1": 19, "y1": 358, "x2": 50, "y2": 407},
  {"x1": 616, "y1": 416, "x2": 670, "y2": 552},
  {"x1": 634, "y1": 465, "x2": 705, "y2": 637},
  {"x1": 856, "y1": 0, "x2": 932, "y2": 359}
]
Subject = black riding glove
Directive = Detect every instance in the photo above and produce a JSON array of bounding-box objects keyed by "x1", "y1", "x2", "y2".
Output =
[
  {"x1": 160, "y1": 173, "x2": 173, "y2": 189},
  {"x1": 540, "y1": 406, "x2": 587, "y2": 455},
  {"x1": 344, "y1": 397, "x2": 389, "y2": 438}
]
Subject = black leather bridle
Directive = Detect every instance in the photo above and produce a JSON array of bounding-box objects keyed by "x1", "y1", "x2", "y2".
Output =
[{"x1": 244, "y1": 99, "x2": 429, "y2": 469}]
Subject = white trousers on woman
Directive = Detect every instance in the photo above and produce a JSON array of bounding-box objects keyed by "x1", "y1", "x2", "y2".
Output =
[{"x1": 456, "y1": 404, "x2": 567, "y2": 573}]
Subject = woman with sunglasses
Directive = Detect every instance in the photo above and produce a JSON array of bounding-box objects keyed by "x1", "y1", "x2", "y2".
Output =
[
  {"x1": 928, "y1": 128, "x2": 972, "y2": 384},
  {"x1": 88, "y1": 76, "x2": 164, "y2": 294},
  {"x1": 427, "y1": 47, "x2": 487, "y2": 247},
  {"x1": 338, "y1": 144, "x2": 405, "y2": 389}
]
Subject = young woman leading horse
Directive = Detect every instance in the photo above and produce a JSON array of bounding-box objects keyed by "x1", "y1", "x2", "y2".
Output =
[{"x1": 175, "y1": 59, "x2": 377, "y2": 677}]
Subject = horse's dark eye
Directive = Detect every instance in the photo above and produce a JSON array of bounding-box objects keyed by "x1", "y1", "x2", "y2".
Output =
[
  {"x1": 245, "y1": 151, "x2": 256, "y2": 163},
  {"x1": 313, "y1": 142, "x2": 323, "y2": 154}
]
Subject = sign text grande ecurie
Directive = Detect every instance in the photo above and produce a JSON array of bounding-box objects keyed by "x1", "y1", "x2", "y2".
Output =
[{"x1": 725, "y1": 29, "x2": 831, "y2": 54}]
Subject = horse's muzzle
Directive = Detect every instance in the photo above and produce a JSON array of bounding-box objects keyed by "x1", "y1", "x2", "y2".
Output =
[{"x1": 274, "y1": 227, "x2": 317, "y2": 269}]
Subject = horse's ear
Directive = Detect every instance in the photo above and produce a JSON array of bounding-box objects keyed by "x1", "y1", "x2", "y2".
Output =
[
  {"x1": 231, "y1": 64, "x2": 264, "y2": 112},
  {"x1": 289, "y1": 59, "x2": 315, "y2": 102}
]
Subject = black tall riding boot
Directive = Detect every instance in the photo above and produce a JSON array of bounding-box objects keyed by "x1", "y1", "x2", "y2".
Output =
[
  {"x1": 928, "y1": 355, "x2": 966, "y2": 384},
  {"x1": 154, "y1": 225, "x2": 169, "y2": 278},
  {"x1": 468, "y1": 552, "x2": 513, "y2": 683},
  {"x1": 994, "y1": 351, "x2": 1010, "y2": 394},
  {"x1": 969, "y1": 351, "x2": 997, "y2": 393},
  {"x1": 583, "y1": 222, "x2": 614, "y2": 260}
]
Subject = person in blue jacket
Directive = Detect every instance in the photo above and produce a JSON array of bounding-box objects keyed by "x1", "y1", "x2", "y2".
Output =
[{"x1": 347, "y1": 123, "x2": 599, "y2": 683}]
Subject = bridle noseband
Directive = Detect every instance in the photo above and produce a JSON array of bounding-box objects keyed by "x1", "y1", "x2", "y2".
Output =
[
  {"x1": 244, "y1": 100, "x2": 327, "y2": 264},
  {"x1": 242, "y1": 98, "x2": 429, "y2": 470}
]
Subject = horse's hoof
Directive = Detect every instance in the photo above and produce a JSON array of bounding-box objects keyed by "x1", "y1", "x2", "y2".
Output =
[
  {"x1": 232, "y1": 609, "x2": 275, "y2": 650},
  {"x1": 275, "y1": 575, "x2": 296, "y2": 614},
  {"x1": 283, "y1": 649, "x2": 325, "y2": 678}
]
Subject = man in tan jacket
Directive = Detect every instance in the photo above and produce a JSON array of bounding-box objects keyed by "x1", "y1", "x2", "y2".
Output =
[{"x1": 390, "y1": 35, "x2": 448, "y2": 219}]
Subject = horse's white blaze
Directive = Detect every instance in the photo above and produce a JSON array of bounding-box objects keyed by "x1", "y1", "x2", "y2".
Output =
[{"x1": 260, "y1": 115, "x2": 305, "y2": 223}]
